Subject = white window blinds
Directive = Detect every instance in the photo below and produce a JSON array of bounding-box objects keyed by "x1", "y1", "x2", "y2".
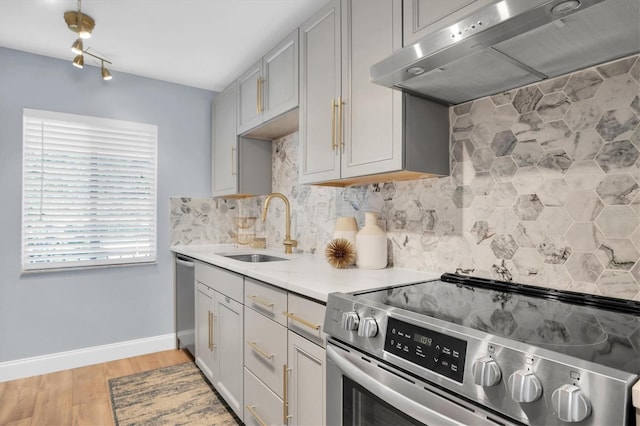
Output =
[{"x1": 22, "y1": 108, "x2": 158, "y2": 271}]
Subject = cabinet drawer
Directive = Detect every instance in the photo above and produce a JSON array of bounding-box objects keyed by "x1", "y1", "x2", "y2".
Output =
[
  {"x1": 245, "y1": 307, "x2": 287, "y2": 397},
  {"x1": 286, "y1": 293, "x2": 327, "y2": 347},
  {"x1": 244, "y1": 368, "x2": 285, "y2": 426},
  {"x1": 195, "y1": 261, "x2": 243, "y2": 302},
  {"x1": 245, "y1": 278, "x2": 288, "y2": 325}
]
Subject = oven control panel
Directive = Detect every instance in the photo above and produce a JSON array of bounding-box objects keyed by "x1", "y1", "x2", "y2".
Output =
[{"x1": 384, "y1": 317, "x2": 467, "y2": 382}]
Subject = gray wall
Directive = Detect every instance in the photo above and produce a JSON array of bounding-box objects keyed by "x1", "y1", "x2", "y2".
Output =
[{"x1": 0, "y1": 47, "x2": 214, "y2": 362}]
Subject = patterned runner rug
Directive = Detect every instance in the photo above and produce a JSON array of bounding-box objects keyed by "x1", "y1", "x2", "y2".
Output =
[{"x1": 109, "y1": 362, "x2": 239, "y2": 425}]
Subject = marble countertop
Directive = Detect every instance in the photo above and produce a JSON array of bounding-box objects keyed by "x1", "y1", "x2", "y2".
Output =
[{"x1": 171, "y1": 244, "x2": 440, "y2": 302}]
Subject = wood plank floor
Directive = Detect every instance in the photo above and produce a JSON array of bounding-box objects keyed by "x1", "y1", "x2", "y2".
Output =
[{"x1": 0, "y1": 349, "x2": 192, "y2": 426}]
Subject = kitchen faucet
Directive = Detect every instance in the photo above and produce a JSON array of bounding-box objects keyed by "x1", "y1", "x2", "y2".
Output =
[{"x1": 261, "y1": 192, "x2": 298, "y2": 254}]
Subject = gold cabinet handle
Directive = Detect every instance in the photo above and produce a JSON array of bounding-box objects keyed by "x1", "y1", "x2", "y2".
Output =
[
  {"x1": 338, "y1": 96, "x2": 344, "y2": 150},
  {"x1": 283, "y1": 364, "x2": 291, "y2": 424},
  {"x1": 231, "y1": 146, "x2": 237, "y2": 175},
  {"x1": 258, "y1": 77, "x2": 264, "y2": 112},
  {"x1": 208, "y1": 310, "x2": 212, "y2": 350},
  {"x1": 256, "y1": 78, "x2": 263, "y2": 113},
  {"x1": 283, "y1": 311, "x2": 321, "y2": 331},
  {"x1": 210, "y1": 312, "x2": 216, "y2": 349},
  {"x1": 256, "y1": 78, "x2": 261, "y2": 113},
  {"x1": 248, "y1": 294, "x2": 274, "y2": 308},
  {"x1": 330, "y1": 99, "x2": 337, "y2": 150},
  {"x1": 246, "y1": 405, "x2": 268, "y2": 426},
  {"x1": 247, "y1": 340, "x2": 274, "y2": 360}
]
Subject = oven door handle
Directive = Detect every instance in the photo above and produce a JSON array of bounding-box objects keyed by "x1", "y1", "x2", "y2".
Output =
[{"x1": 327, "y1": 345, "x2": 464, "y2": 426}]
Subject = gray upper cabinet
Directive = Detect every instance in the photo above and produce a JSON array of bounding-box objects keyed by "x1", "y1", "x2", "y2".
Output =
[
  {"x1": 299, "y1": 0, "x2": 341, "y2": 183},
  {"x1": 212, "y1": 82, "x2": 272, "y2": 198},
  {"x1": 237, "y1": 61, "x2": 262, "y2": 134},
  {"x1": 300, "y1": 0, "x2": 448, "y2": 185},
  {"x1": 237, "y1": 30, "x2": 299, "y2": 135},
  {"x1": 402, "y1": 0, "x2": 497, "y2": 47},
  {"x1": 212, "y1": 82, "x2": 238, "y2": 196}
]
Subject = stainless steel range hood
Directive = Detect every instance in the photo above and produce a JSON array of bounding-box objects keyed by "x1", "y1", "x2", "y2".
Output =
[{"x1": 370, "y1": 0, "x2": 640, "y2": 105}]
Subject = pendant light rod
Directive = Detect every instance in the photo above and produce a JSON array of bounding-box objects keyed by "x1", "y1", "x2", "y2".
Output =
[{"x1": 81, "y1": 49, "x2": 112, "y2": 64}]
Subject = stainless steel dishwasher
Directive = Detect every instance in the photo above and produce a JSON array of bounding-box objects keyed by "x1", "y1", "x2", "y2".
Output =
[{"x1": 175, "y1": 254, "x2": 195, "y2": 356}]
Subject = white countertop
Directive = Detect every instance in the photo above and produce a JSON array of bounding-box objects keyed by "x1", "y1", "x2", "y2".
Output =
[{"x1": 172, "y1": 244, "x2": 440, "y2": 302}]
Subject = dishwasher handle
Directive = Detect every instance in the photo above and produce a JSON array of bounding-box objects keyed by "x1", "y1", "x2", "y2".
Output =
[{"x1": 175, "y1": 255, "x2": 195, "y2": 268}]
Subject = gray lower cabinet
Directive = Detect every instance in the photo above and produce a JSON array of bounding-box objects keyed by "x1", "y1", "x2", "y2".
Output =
[
  {"x1": 243, "y1": 278, "x2": 326, "y2": 426},
  {"x1": 287, "y1": 331, "x2": 326, "y2": 426},
  {"x1": 194, "y1": 263, "x2": 244, "y2": 421},
  {"x1": 212, "y1": 81, "x2": 272, "y2": 197}
]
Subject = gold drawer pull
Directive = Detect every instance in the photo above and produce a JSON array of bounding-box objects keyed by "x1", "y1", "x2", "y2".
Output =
[
  {"x1": 246, "y1": 404, "x2": 268, "y2": 426},
  {"x1": 247, "y1": 340, "x2": 274, "y2": 360},
  {"x1": 283, "y1": 311, "x2": 320, "y2": 331},
  {"x1": 248, "y1": 294, "x2": 274, "y2": 308}
]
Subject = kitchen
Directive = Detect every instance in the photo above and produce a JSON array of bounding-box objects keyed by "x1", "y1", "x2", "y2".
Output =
[{"x1": 1, "y1": 0, "x2": 640, "y2": 425}]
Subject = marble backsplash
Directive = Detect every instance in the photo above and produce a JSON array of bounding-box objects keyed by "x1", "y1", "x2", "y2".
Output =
[{"x1": 171, "y1": 54, "x2": 640, "y2": 301}]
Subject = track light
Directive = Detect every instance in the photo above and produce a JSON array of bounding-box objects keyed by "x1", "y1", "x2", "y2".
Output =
[
  {"x1": 101, "y1": 61, "x2": 112, "y2": 81},
  {"x1": 64, "y1": 0, "x2": 113, "y2": 81},
  {"x1": 71, "y1": 38, "x2": 83, "y2": 54},
  {"x1": 72, "y1": 54, "x2": 84, "y2": 68}
]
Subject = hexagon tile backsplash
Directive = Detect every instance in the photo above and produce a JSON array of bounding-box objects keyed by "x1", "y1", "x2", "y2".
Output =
[{"x1": 171, "y1": 53, "x2": 640, "y2": 301}]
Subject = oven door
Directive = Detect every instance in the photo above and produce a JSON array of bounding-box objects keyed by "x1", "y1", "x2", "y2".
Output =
[{"x1": 327, "y1": 341, "x2": 518, "y2": 426}]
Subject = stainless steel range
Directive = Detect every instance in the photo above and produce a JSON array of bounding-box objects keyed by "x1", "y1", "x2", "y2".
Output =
[{"x1": 324, "y1": 274, "x2": 640, "y2": 425}]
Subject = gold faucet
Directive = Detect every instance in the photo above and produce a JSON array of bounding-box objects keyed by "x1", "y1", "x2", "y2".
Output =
[{"x1": 261, "y1": 192, "x2": 298, "y2": 254}]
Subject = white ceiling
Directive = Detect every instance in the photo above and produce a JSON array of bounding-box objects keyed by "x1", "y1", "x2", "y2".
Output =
[{"x1": 0, "y1": 0, "x2": 329, "y2": 92}]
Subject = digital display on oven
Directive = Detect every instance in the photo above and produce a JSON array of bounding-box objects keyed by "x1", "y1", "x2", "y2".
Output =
[
  {"x1": 384, "y1": 317, "x2": 467, "y2": 383},
  {"x1": 413, "y1": 333, "x2": 433, "y2": 346}
]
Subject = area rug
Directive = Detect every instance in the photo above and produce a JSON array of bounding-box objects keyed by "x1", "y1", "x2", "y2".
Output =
[{"x1": 109, "y1": 362, "x2": 240, "y2": 426}]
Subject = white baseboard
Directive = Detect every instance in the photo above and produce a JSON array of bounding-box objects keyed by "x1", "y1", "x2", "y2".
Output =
[{"x1": 0, "y1": 333, "x2": 176, "y2": 382}]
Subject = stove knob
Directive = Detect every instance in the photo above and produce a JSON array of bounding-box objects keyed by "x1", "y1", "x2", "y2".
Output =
[
  {"x1": 472, "y1": 356, "x2": 502, "y2": 387},
  {"x1": 508, "y1": 369, "x2": 542, "y2": 403},
  {"x1": 552, "y1": 384, "x2": 591, "y2": 423},
  {"x1": 357, "y1": 317, "x2": 378, "y2": 337},
  {"x1": 340, "y1": 312, "x2": 360, "y2": 331}
]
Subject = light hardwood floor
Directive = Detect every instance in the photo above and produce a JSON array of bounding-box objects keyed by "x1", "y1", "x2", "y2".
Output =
[{"x1": 0, "y1": 349, "x2": 193, "y2": 426}]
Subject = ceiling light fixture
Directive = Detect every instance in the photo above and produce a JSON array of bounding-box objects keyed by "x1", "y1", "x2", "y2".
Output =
[
  {"x1": 64, "y1": 0, "x2": 113, "y2": 81},
  {"x1": 72, "y1": 54, "x2": 84, "y2": 68},
  {"x1": 64, "y1": 0, "x2": 95, "y2": 39},
  {"x1": 71, "y1": 38, "x2": 83, "y2": 54},
  {"x1": 101, "y1": 60, "x2": 112, "y2": 81}
]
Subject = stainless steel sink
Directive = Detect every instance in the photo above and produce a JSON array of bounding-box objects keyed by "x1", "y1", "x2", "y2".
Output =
[{"x1": 220, "y1": 253, "x2": 288, "y2": 263}]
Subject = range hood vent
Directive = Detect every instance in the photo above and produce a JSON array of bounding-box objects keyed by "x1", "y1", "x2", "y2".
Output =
[{"x1": 370, "y1": 0, "x2": 640, "y2": 105}]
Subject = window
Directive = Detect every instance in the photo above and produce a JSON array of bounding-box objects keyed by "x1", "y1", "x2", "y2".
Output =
[{"x1": 22, "y1": 109, "x2": 158, "y2": 271}]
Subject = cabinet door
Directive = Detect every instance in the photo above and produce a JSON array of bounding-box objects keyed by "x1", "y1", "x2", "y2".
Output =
[
  {"x1": 237, "y1": 61, "x2": 263, "y2": 134},
  {"x1": 341, "y1": 0, "x2": 403, "y2": 178},
  {"x1": 287, "y1": 331, "x2": 326, "y2": 426},
  {"x1": 402, "y1": 0, "x2": 497, "y2": 46},
  {"x1": 195, "y1": 282, "x2": 215, "y2": 383},
  {"x1": 212, "y1": 82, "x2": 238, "y2": 196},
  {"x1": 299, "y1": 0, "x2": 342, "y2": 184},
  {"x1": 214, "y1": 291, "x2": 244, "y2": 421},
  {"x1": 262, "y1": 29, "x2": 299, "y2": 124}
]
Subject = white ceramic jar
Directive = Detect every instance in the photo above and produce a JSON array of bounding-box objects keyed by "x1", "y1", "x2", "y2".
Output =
[
  {"x1": 333, "y1": 216, "x2": 358, "y2": 265},
  {"x1": 355, "y1": 212, "x2": 387, "y2": 269}
]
